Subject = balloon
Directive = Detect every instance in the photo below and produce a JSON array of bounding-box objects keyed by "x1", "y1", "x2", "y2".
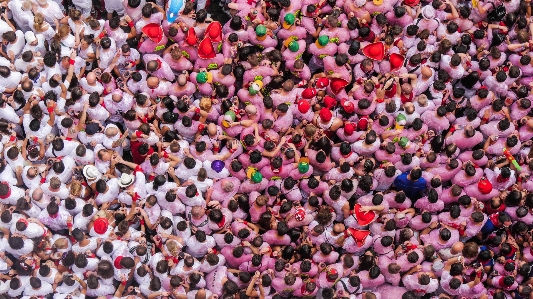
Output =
[{"x1": 167, "y1": 0, "x2": 185, "y2": 23}]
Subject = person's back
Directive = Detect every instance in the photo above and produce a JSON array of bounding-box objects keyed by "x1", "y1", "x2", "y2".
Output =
[{"x1": 394, "y1": 167, "x2": 427, "y2": 200}]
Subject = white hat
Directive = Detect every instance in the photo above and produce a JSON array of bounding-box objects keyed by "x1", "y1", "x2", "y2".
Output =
[
  {"x1": 354, "y1": 0, "x2": 366, "y2": 7},
  {"x1": 83, "y1": 165, "x2": 99, "y2": 180},
  {"x1": 432, "y1": 259, "x2": 444, "y2": 271},
  {"x1": 118, "y1": 173, "x2": 134, "y2": 187},
  {"x1": 421, "y1": 6, "x2": 435, "y2": 19},
  {"x1": 25, "y1": 31, "x2": 36, "y2": 44},
  {"x1": 36, "y1": 0, "x2": 47, "y2": 6}
]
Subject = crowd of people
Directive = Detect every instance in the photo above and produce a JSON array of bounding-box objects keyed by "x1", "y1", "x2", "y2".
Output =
[{"x1": 0, "y1": 0, "x2": 533, "y2": 297}]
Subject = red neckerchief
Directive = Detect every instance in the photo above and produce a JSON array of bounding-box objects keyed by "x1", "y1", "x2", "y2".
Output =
[
  {"x1": 341, "y1": 152, "x2": 353, "y2": 158},
  {"x1": 0, "y1": 182, "x2": 11, "y2": 199},
  {"x1": 489, "y1": 213, "x2": 501, "y2": 228},
  {"x1": 49, "y1": 213, "x2": 59, "y2": 219},
  {"x1": 156, "y1": 59, "x2": 163, "y2": 70},
  {"x1": 496, "y1": 175, "x2": 510, "y2": 183},
  {"x1": 216, "y1": 215, "x2": 226, "y2": 228},
  {"x1": 114, "y1": 256, "x2": 123, "y2": 269},
  {"x1": 272, "y1": 166, "x2": 282, "y2": 174}
]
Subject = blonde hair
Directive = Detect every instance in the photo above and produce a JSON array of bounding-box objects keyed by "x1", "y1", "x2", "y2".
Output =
[
  {"x1": 21, "y1": 0, "x2": 32, "y2": 11},
  {"x1": 166, "y1": 241, "x2": 179, "y2": 256},
  {"x1": 33, "y1": 13, "x2": 46, "y2": 32},
  {"x1": 54, "y1": 24, "x2": 70, "y2": 41},
  {"x1": 69, "y1": 181, "x2": 82, "y2": 197},
  {"x1": 200, "y1": 97, "x2": 212, "y2": 111},
  {"x1": 53, "y1": 238, "x2": 68, "y2": 249}
]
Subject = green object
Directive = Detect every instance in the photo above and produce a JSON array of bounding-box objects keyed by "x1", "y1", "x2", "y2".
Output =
[
  {"x1": 256, "y1": 25, "x2": 267, "y2": 36},
  {"x1": 225, "y1": 110, "x2": 236, "y2": 121},
  {"x1": 317, "y1": 36, "x2": 329, "y2": 46},
  {"x1": 398, "y1": 137, "x2": 409, "y2": 149},
  {"x1": 288, "y1": 41, "x2": 299, "y2": 52},
  {"x1": 284, "y1": 13, "x2": 295, "y2": 25},
  {"x1": 251, "y1": 171, "x2": 263, "y2": 183},
  {"x1": 298, "y1": 162, "x2": 309, "y2": 173},
  {"x1": 396, "y1": 113, "x2": 406, "y2": 124},
  {"x1": 196, "y1": 72, "x2": 208, "y2": 84},
  {"x1": 249, "y1": 83, "x2": 260, "y2": 95}
]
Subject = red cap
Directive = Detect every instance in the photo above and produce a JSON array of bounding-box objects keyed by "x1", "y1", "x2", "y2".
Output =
[
  {"x1": 186, "y1": 28, "x2": 199, "y2": 46},
  {"x1": 297, "y1": 99, "x2": 311, "y2": 113},
  {"x1": 353, "y1": 204, "x2": 377, "y2": 226},
  {"x1": 142, "y1": 23, "x2": 164, "y2": 44},
  {"x1": 330, "y1": 78, "x2": 349, "y2": 95},
  {"x1": 389, "y1": 53, "x2": 405, "y2": 71},
  {"x1": 93, "y1": 218, "x2": 109, "y2": 234},
  {"x1": 404, "y1": 0, "x2": 420, "y2": 6},
  {"x1": 301, "y1": 88, "x2": 317, "y2": 99},
  {"x1": 362, "y1": 42, "x2": 385, "y2": 61},
  {"x1": 344, "y1": 123, "x2": 355, "y2": 136},
  {"x1": 323, "y1": 96, "x2": 336, "y2": 109},
  {"x1": 358, "y1": 116, "x2": 369, "y2": 130},
  {"x1": 316, "y1": 77, "x2": 330, "y2": 89},
  {"x1": 349, "y1": 228, "x2": 371, "y2": 247},
  {"x1": 341, "y1": 98, "x2": 355, "y2": 114},
  {"x1": 319, "y1": 108, "x2": 332, "y2": 122},
  {"x1": 205, "y1": 21, "x2": 222, "y2": 42},
  {"x1": 198, "y1": 37, "x2": 216, "y2": 59},
  {"x1": 478, "y1": 177, "x2": 493, "y2": 194}
]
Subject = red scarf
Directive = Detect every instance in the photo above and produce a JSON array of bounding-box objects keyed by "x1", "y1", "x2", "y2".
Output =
[
  {"x1": 216, "y1": 216, "x2": 226, "y2": 228},
  {"x1": 272, "y1": 166, "x2": 282, "y2": 174},
  {"x1": 0, "y1": 183, "x2": 10, "y2": 199}
]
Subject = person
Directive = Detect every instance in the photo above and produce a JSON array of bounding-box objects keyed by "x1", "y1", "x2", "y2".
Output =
[
  {"x1": 0, "y1": 0, "x2": 531, "y2": 298},
  {"x1": 393, "y1": 167, "x2": 427, "y2": 200}
]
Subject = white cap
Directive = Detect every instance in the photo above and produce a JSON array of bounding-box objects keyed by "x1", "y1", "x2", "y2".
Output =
[
  {"x1": 25, "y1": 31, "x2": 37, "y2": 44},
  {"x1": 83, "y1": 165, "x2": 100, "y2": 180},
  {"x1": 118, "y1": 173, "x2": 135, "y2": 187},
  {"x1": 421, "y1": 6, "x2": 435, "y2": 19}
]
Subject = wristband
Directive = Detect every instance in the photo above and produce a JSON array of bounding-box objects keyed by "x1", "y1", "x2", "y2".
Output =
[
  {"x1": 33, "y1": 137, "x2": 38, "y2": 143},
  {"x1": 134, "y1": 165, "x2": 143, "y2": 174},
  {"x1": 128, "y1": 21, "x2": 134, "y2": 27},
  {"x1": 131, "y1": 61, "x2": 137, "y2": 66},
  {"x1": 149, "y1": 174, "x2": 155, "y2": 181},
  {"x1": 140, "y1": 219, "x2": 145, "y2": 225},
  {"x1": 121, "y1": 280, "x2": 127, "y2": 286},
  {"x1": 230, "y1": 148, "x2": 236, "y2": 153},
  {"x1": 518, "y1": 177, "x2": 523, "y2": 183},
  {"x1": 69, "y1": 59, "x2": 75, "y2": 65},
  {"x1": 243, "y1": 221, "x2": 248, "y2": 225},
  {"x1": 135, "y1": 131, "x2": 143, "y2": 138},
  {"x1": 99, "y1": 32, "x2": 105, "y2": 39},
  {"x1": 66, "y1": 137, "x2": 72, "y2": 141},
  {"x1": 67, "y1": 223, "x2": 73, "y2": 228},
  {"x1": 40, "y1": 178, "x2": 46, "y2": 184},
  {"x1": 132, "y1": 192, "x2": 140, "y2": 201},
  {"x1": 47, "y1": 107, "x2": 54, "y2": 113},
  {"x1": 213, "y1": 146, "x2": 220, "y2": 153},
  {"x1": 343, "y1": 230, "x2": 349, "y2": 238},
  {"x1": 476, "y1": 271, "x2": 482, "y2": 278},
  {"x1": 195, "y1": 107, "x2": 200, "y2": 114},
  {"x1": 449, "y1": 126, "x2": 456, "y2": 133}
]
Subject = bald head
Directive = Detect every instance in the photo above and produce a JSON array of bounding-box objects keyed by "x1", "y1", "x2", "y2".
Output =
[
  {"x1": 245, "y1": 104, "x2": 257, "y2": 115},
  {"x1": 147, "y1": 60, "x2": 159, "y2": 72},
  {"x1": 207, "y1": 123, "x2": 217, "y2": 135},
  {"x1": 105, "y1": 127, "x2": 118, "y2": 137},
  {"x1": 147, "y1": 77, "x2": 159, "y2": 88},
  {"x1": 451, "y1": 241, "x2": 464, "y2": 254},
  {"x1": 178, "y1": 74, "x2": 187, "y2": 86},
  {"x1": 112, "y1": 93, "x2": 122, "y2": 102},
  {"x1": 421, "y1": 66, "x2": 432, "y2": 79},
  {"x1": 86, "y1": 72, "x2": 96, "y2": 84},
  {"x1": 32, "y1": 188, "x2": 43, "y2": 201},
  {"x1": 195, "y1": 289, "x2": 207, "y2": 299}
]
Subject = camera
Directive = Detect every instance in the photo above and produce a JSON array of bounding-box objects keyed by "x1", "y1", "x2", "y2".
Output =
[{"x1": 0, "y1": 7, "x2": 5, "y2": 14}]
